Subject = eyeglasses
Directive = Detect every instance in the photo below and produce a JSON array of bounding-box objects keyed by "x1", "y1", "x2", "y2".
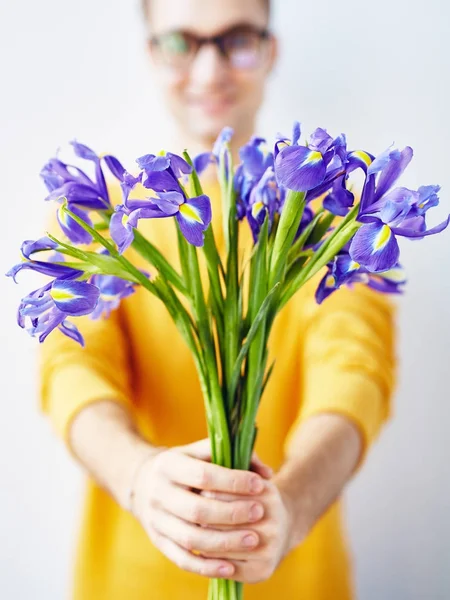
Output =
[{"x1": 149, "y1": 25, "x2": 270, "y2": 71}]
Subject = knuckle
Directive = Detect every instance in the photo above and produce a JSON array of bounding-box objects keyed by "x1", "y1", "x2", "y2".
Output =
[
  {"x1": 230, "y1": 501, "x2": 249, "y2": 524},
  {"x1": 217, "y1": 535, "x2": 232, "y2": 553},
  {"x1": 229, "y1": 505, "x2": 241, "y2": 524},
  {"x1": 195, "y1": 466, "x2": 210, "y2": 489},
  {"x1": 229, "y1": 474, "x2": 241, "y2": 493},
  {"x1": 189, "y1": 502, "x2": 205, "y2": 524},
  {"x1": 181, "y1": 534, "x2": 195, "y2": 551}
]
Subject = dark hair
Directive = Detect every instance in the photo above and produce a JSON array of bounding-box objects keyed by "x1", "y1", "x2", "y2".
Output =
[{"x1": 141, "y1": 0, "x2": 271, "y2": 20}]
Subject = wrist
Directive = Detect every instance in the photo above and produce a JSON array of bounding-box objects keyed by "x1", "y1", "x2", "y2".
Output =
[
  {"x1": 273, "y1": 471, "x2": 314, "y2": 554},
  {"x1": 124, "y1": 444, "x2": 166, "y2": 514}
]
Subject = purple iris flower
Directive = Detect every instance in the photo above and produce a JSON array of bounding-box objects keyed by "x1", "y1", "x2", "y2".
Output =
[
  {"x1": 213, "y1": 127, "x2": 234, "y2": 177},
  {"x1": 234, "y1": 136, "x2": 279, "y2": 235},
  {"x1": 316, "y1": 246, "x2": 407, "y2": 304},
  {"x1": 111, "y1": 190, "x2": 211, "y2": 251},
  {"x1": 213, "y1": 127, "x2": 234, "y2": 160},
  {"x1": 110, "y1": 150, "x2": 212, "y2": 250},
  {"x1": 89, "y1": 274, "x2": 137, "y2": 319},
  {"x1": 41, "y1": 141, "x2": 119, "y2": 244},
  {"x1": 193, "y1": 152, "x2": 214, "y2": 175},
  {"x1": 322, "y1": 174, "x2": 355, "y2": 216},
  {"x1": 110, "y1": 201, "x2": 166, "y2": 254},
  {"x1": 18, "y1": 279, "x2": 100, "y2": 345},
  {"x1": 20, "y1": 237, "x2": 58, "y2": 259},
  {"x1": 138, "y1": 152, "x2": 192, "y2": 193},
  {"x1": 274, "y1": 121, "x2": 301, "y2": 158},
  {"x1": 150, "y1": 191, "x2": 212, "y2": 247},
  {"x1": 349, "y1": 147, "x2": 450, "y2": 272},
  {"x1": 245, "y1": 167, "x2": 283, "y2": 242},
  {"x1": 274, "y1": 123, "x2": 349, "y2": 197},
  {"x1": 102, "y1": 154, "x2": 143, "y2": 206},
  {"x1": 6, "y1": 237, "x2": 82, "y2": 282}
]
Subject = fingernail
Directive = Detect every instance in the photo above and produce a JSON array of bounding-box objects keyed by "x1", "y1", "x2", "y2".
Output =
[
  {"x1": 218, "y1": 565, "x2": 233, "y2": 577},
  {"x1": 249, "y1": 503, "x2": 264, "y2": 522},
  {"x1": 242, "y1": 534, "x2": 258, "y2": 548},
  {"x1": 250, "y1": 476, "x2": 264, "y2": 494}
]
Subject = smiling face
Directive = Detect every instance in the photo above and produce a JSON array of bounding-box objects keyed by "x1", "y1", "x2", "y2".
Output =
[{"x1": 145, "y1": 0, "x2": 277, "y2": 146}]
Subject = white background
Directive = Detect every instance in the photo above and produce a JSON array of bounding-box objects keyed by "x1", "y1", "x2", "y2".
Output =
[{"x1": 1, "y1": 0, "x2": 449, "y2": 598}]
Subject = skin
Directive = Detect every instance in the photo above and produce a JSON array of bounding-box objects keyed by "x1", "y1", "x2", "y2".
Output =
[
  {"x1": 69, "y1": 0, "x2": 363, "y2": 584},
  {"x1": 146, "y1": 0, "x2": 277, "y2": 157},
  {"x1": 71, "y1": 402, "x2": 361, "y2": 582}
]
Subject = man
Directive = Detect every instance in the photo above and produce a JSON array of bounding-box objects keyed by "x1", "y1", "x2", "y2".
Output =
[{"x1": 40, "y1": 0, "x2": 395, "y2": 598}]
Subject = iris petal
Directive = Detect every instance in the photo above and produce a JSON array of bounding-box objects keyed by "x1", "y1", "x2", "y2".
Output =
[
  {"x1": 374, "y1": 146, "x2": 414, "y2": 201},
  {"x1": 391, "y1": 214, "x2": 450, "y2": 239},
  {"x1": 349, "y1": 222, "x2": 400, "y2": 272},
  {"x1": 57, "y1": 204, "x2": 93, "y2": 245},
  {"x1": 110, "y1": 209, "x2": 134, "y2": 254},
  {"x1": 21, "y1": 237, "x2": 57, "y2": 259},
  {"x1": 59, "y1": 320, "x2": 85, "y2": 346},
  {"x1": 176, "y1": 195, "x2": 212, "y2": 246},
  {"x1": 50, "y1": 280, "x2": 99, "y2": 316},
  {"x1": 275, "y1": 145, "x2": 326, "y2": 192}
]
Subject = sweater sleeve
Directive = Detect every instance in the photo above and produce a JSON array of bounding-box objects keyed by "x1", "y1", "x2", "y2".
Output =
[
  {"x1": 285, "y1": 274, "x2": 397, "y2": 470},
  {"x1": 39, "y1": 307, "x2": 134, "y2": 450},
  {"x1": 38, "y1": 183, "x2": 134, "y2": 450}
]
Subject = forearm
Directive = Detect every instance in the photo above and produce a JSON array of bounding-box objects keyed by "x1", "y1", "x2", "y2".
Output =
[
  {"x1": 274, "y1": 412, "x2": 362, "y2": 552},
  {"x1": 69, "y1": 400, "x2": 160, "y2": 510}
]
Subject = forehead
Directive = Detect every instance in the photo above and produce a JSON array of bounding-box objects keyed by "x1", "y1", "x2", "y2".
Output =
[{"x1": 149, "y1": 0, "x2": 268, "y2": 35}]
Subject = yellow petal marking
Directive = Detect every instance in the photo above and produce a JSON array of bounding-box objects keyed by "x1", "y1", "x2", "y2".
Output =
[
  {"x1": 251, "y1": 201, "x2": 264, "y2": 219},
  {"x1": 374, "y1": 225, "x2": 391, "y2": 251},
  {"x1": 382, "y1": 267, "x2": 406, "y2": 283},
  {"x1": 179, "y1": 203, "x2": 203, "y2": 224},
  {"x1": 352, "y1": 150, "x2": 373, "y2": 166},
  {"x1": 50, "y1": 288, "x2": 76, "y2": 302},
  {"x1": 306, "y1": 150, "x2": 322, "y2": 164}
]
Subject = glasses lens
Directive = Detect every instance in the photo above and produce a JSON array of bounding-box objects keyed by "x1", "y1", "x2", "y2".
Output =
[
  {"x1": 156, "y1": 32, "x2": 196, "y2": 68},
  {"x1": 223, "y1": 29, "x2": 266, "y2": 70}
]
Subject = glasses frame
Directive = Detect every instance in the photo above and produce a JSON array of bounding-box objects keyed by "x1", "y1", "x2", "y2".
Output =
[{"x1": 149, "y1": 24, "x2": 271, "y2": 69}]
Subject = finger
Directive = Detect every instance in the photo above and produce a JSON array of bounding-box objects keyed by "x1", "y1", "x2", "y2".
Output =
[
  {"x1": 200, "y1": 549, "x2": 260, "y2": 560},
  {"x1": 181, "y1": 438, "x2": 212, "y2": 460},
  {"x1": 164, "y1": 452, "x2": 265, "y2": 495},
  {"x1": 149, "y1": 528, "x2": 235, "y2": 579},
  {"x1": 183, "y1": 440, "x2": 273, "y2": 480},
  {"x1": 202, "y1": 490, "x2": 241, "y2": 502},
  {"x1": 250, "y1": 454, "x2": 273, "y2": 480},
  {"x1": 152, "y1": 510, "x2": 260, "y2": 555},
  {"x1": 159, "y1": 481, "x2": 264, "y2": 526}
]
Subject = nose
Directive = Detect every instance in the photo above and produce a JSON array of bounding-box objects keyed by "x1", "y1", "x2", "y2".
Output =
[{"x1": 189, "y1": 43, "x2": 229, "y2": 88}]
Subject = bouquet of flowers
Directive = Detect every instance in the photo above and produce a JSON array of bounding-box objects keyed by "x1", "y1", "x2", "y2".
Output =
[{"x1": 7, "y1": 122, "x2": 448, "y2": 600}]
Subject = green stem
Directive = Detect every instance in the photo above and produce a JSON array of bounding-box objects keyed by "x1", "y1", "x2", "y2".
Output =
[
  {"x1": 131, "y1": 229, "x2": 188, "y2": 295},
  {"x1": 280, "y1": 218, "x2": 361, "y2": 310},
  {"x1": 269, "y1": 190, "x2": 306, "y2": 289}
]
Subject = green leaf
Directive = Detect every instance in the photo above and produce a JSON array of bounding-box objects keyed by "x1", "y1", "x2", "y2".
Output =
[
  {"x1": 228, "y1": 282, "x2": 280, "y2": 404},
  {"x1": 61, "y1": 203, "x2": 116, "y2": 254},
  {"x1": 306, "y1": 212, "x2": 335, "y2": 246},
  {"x1": 132, "y1": 229, "x2": 187, "y2": 295}
]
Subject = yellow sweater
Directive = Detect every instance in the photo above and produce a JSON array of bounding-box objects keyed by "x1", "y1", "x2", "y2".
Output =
[{"x1": 40, "y1": 180, "x2": 396, "y2": 599}]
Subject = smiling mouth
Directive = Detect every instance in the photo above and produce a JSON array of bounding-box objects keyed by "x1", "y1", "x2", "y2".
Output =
[{"x1": 189, "y1": 96, "x2": 234, "y2": 114}]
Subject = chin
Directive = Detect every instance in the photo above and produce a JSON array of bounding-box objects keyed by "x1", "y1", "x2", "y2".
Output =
[{"x1": 188, "y1": 108, "x2": 239, "y2": 144}]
